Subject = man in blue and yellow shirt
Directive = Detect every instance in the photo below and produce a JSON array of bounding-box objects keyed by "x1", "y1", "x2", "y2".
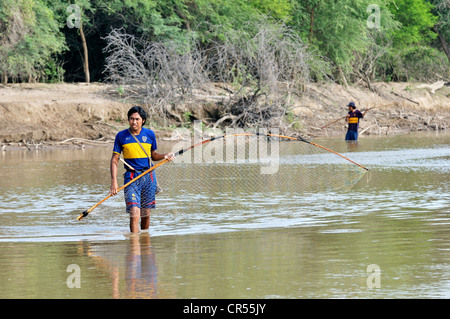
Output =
[
  {"x1": 110, "y1": 106, "x2": 174, "y2": 233},
  {"x1": 345, "y1": 102, "x2": 368, "y2": 141}
]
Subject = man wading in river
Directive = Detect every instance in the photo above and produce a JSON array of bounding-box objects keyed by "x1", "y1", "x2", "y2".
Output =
[
  {"x1": 109, "y1": 106, "x2": 174, "y2": 233},
  {"x1": 345, "y1": 102, "x2": 369, "y2": 141}
]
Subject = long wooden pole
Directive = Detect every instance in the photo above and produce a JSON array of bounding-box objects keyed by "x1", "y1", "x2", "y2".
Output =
[
  {"x1": 76, "y1": 159, "x2": 168, "y2": 220},
  {"x1": 319, "y1": 103, "x2": 395, "y2": 130},
  {"x1": 77, "y1": 132, "x2": 369, "y2": 221}
]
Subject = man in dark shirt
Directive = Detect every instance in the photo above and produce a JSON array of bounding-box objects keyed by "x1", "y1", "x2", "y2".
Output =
[{"x1": 345, "y1": 102, "x2": 368, "y2": 141}]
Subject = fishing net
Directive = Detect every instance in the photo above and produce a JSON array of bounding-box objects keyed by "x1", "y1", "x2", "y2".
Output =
[{"x1": 153, "y1": 133, "x2": 368, "y2": 215}]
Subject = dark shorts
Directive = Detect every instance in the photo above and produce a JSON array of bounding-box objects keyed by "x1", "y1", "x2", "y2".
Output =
[
  {"x1": 123, "y1": 170, "x2": 157, "y2": 214},
  {"x1": 345, "y1": 131, "x2": 358, "y2": 141}
]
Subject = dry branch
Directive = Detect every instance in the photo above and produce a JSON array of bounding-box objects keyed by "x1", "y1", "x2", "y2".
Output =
[{"x1": 103, "y1": 20, "x2": 327, "y2": 131}]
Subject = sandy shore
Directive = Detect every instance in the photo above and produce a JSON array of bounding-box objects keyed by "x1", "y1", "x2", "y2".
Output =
[{"x1": 0, "y1": 81, "x2": 448, "y2": 151}]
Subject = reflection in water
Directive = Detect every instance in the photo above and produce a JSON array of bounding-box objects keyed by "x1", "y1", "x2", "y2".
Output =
[
  {"x1": 85, "y1": 233, "x2": 158, "y2": 299},
  {"x1": 346, "y1": 140, "x2": 359, "y2": 152},
  {"x1": 125, "y1": 233, "x2": 157, "y2": 299}
]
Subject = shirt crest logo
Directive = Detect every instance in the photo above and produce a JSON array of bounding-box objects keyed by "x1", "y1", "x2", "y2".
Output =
[{"x1": 142, "y1": 136, "x2": 147, "y2": 142}]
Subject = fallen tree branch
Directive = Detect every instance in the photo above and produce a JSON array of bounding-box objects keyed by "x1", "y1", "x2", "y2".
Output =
[
  {"x1": 417, "y1": 81, "x2": 446, "y2": 94},
  {"x1": 390, "y1": 91, "x2": 420, "y2": 105},
  {"x1": 213, "y1": 114, "x2": 236, "y2": 128},
  {"x1": 58, "y1": 137, "x2": 111, "y2": 144}
]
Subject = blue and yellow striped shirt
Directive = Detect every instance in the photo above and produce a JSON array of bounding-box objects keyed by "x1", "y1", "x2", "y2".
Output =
[{"x1": 113, "y1": 128, "x2": 157, "y2": 170}]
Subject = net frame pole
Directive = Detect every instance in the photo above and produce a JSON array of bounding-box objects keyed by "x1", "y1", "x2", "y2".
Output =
[
  {"x1": 76, "y1": 159, "x2": 169, "y2": 220},
  {"x1": 77, "y1": 133, "x2": 368, "y2": 221}
]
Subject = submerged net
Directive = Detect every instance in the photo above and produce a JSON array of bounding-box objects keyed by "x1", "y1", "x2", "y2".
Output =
[{"x1": 152, "y1": 134, "x2": 368, "y2": 215}]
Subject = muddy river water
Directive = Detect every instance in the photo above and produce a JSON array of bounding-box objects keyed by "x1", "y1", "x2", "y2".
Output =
[{"x1": 0, "y1": 132, "x2": 449, "y2": 299}]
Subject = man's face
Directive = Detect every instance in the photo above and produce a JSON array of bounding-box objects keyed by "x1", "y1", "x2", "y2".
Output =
[{"x1": 129, "y1": 112, "x2": 143, "y2": 132}]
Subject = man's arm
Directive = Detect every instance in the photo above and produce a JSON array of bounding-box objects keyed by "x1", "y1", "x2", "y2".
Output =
[
  {"x1": 109, "y1": 152, "x2": 120, "y2": 196},
  {"x1": 151, "y1": 150, "x2": 175, "y2": 162}
]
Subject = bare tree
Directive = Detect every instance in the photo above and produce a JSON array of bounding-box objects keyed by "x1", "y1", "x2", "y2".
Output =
[
  {"x1": 351, "y1": 30, "x2": 392, "y2": 91},
  {"x1": 208, "y1": 19, "x2": 314, "y2": 127},
  {"x1": 0, "y1": 3, "x2": 33, "y2": 83},
  {"x1": 103, "y1": 19, "x2": 326, "y2": 130},
  {"x1": 103, "y1": 28, "x2": 207, "y2": 119}
]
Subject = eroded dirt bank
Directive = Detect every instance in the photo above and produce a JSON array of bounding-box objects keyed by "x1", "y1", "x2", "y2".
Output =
[{"x1": 0, "y1": 81, "x2": 448, "y2": 151}]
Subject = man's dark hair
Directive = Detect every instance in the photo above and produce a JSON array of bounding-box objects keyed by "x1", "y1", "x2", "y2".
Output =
[{"x1": 127, "y1": 106, "x2": 147, "y2": 125}]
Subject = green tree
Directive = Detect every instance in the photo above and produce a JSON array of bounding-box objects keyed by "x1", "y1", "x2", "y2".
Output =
[
  {"x1": 48, "y1": 0, "x2": 97, "y2": 83},
  {"x1": 290, "y1": 0, "x2": 324, "y2": 44},
  {"x1": 47, "y1": 0, "x2": 189, "y2": 82},
  {"x1": 387, "y1": 0, "x2": 437, "y2": 46},
  {"x1": 98, "y1": 0, "x2": 185, "y2": 39},
  {"x1": 385, "y1": 0, "x2": 448, "y2": 81},
  {"x1": 14, "y1": 0, "x2": 445, "y2": 84},
  {"x1": 249, "y1": 0, "x2": 293, "y2": 21},
  {"x1": 180, "y1": 0, "x2": 262, "y2": 41},
  {"x1": 427, "y1": 0, "x2": 450, "y2": 61},
  {"x1": 290, "y1": 0, "x2": 398, "y2": 85},
  {"x1": 0, "y1": 0, "x2": 66, "y2": 83}
]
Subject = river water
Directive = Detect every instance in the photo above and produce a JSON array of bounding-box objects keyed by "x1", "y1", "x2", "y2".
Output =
[{"x1": 0, "y1": 132, "x2": 448, "y2": 299}]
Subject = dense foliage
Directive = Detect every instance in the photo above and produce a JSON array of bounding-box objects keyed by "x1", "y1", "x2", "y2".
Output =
[{"x1": 0, "y1": 0, "x2": 448, "y2": 84}]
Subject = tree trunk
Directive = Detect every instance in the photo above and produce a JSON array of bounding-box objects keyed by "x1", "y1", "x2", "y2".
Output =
[
  {"x1": 338, "y1": 66, "x2": 349, "y2": 89},
  {"x1": 307, "y1": 4, "x2": 319, "y2": 44},
  {"x1": 433, "y1": 26, "x2": 450, "y2": 62},
  {"x1": 79, "y1": 24, "x2": 90, "y2": 83}
]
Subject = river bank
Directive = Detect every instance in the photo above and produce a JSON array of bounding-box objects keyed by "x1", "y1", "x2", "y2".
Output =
[{"x1": 0, "y1": 81, "x2": 448, "y2": 151}]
